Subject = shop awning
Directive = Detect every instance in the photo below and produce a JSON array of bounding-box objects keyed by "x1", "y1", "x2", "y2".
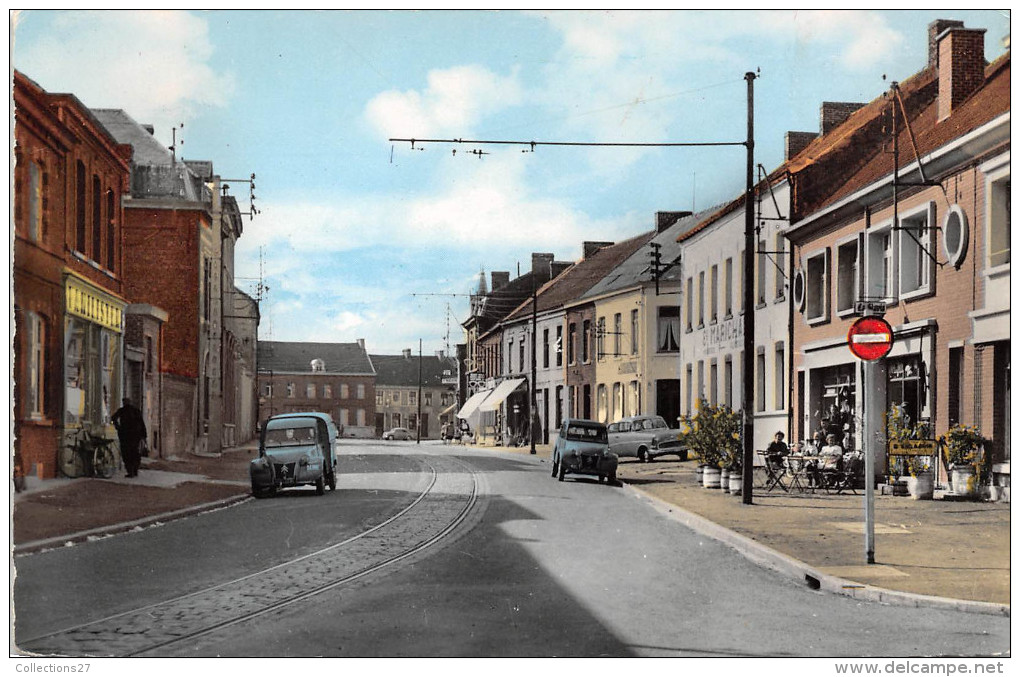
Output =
[
  {"x1": 439, "y1": 403, "x2": 458, "y2": 417},
  {"x1": 456, "y1": 389, "x2": 492, "y2": 420},
  {"x1": 479, "y1": 378, "x2": 526, "y2": 412}
]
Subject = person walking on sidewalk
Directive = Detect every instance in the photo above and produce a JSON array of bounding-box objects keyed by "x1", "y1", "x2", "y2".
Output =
[{"x1": 112, "y1": 398, "x2": 147, "y2": 478}]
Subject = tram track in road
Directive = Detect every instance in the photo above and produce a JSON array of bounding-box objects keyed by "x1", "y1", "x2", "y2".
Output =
[{"x1": 19, "y1": 453, "x2": 482, "y2": 658}]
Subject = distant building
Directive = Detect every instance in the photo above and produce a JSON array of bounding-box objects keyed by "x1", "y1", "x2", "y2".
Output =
[
  {"x1": 370, "y1": 350, "x2": 459, "y2": 439},
  {"x1": 257, "y1": 340, "x2": 376, "y2": 438}
]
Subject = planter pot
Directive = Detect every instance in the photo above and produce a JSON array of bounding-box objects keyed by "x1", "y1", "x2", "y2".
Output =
[
  {"x1": 702, "y1": 466, "x2": 722, "y2": 489},
  {"x1": 728, "y1": 470, "x2": 742, "y2": 495},
  {"x1": 695, "y1": 465, "x2": 706, "y2": 484},
  {"x1": 906, "y1": 471, "x2": 934, "y2": 500},
  {"x1": 720, "y1": 468, "x2": 730, "y2": 486},
  {"x1": 951, "y1": 465, "x2": 978, "y2": 498},
  {"x1": 890, "y1": 479, "x2": 908, "y2": 496}
]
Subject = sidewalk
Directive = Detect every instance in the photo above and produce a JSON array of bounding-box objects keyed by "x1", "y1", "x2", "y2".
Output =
[{"x1": 12, "y1": 440, "x2": 1010, "y2": 615}]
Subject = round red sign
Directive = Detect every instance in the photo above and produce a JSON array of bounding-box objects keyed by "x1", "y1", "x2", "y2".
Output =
[{"x1": 847, "y1": 315, "x2": 894, "y2": 361}]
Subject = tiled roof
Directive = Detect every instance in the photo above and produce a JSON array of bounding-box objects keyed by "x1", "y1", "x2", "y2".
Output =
[
  {"x1": 802, "y1": 55, "x2": 1009, "y2": 216},
  {"x1": 258, "y1": 341, "x2": 375, "y2": 375},
  {"x1": 582, "y1": 206, "x2": 722, "y2": 300},
  {"x1": 91, "y1": 109, "x2": 175, "y2": 166},
  {"x1": 501, "y1": 230, "x2": 658, "y2": 324},
  {"x1": 370, "y1": 354, "x2": 458, "y2": 387}
]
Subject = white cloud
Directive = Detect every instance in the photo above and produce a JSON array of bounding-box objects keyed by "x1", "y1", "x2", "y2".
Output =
[
  {"x1": 13, "y1": 10, "x2": 234, "y2": 140},
  {"x1": 364, "y1": 64, "x2": 522, "y2": 139}
]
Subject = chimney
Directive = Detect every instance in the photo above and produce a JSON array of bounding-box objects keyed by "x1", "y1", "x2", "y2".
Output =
[
  {"x1": 402, "y1": 348, "x2": 412, "y2": 359},
  {"x1": 356, "y1": 338, "x2": 365, "y2": 350},
  {"x1": 582, "y1": 241, "x2": 614, "y2": 259},
  {"x1": 491, "y1": 271, "x2": 510, "y2": 291},
  {"x1": 531, "y1": 252, "x2": 555, "y2": 278},
  {"x1": 435, "y1": 350, "x2": 446, "y2": 359},
  {"x1": 937, "y1": 25, "x2": 987, "y2": 121},
  {"x1": 928, "y1": 19, "x2": 965, "y2": 67},
  {"x1": 655, "y1": 211, "x2": 692, "y2": 233},
  {"x1": 820, "y1": 102, "x2": 866, "y2": 135},
  {"x1": 785, "y1": 131, "x2": 818, "y2": 161},
  {"x1": 142, "y1": 124, "x2": 155, "y2": 135}
]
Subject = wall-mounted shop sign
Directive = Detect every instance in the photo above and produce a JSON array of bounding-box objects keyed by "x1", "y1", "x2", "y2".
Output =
[
  {"x1": 888, "y1": 440, "x2": 937, "y2": 456},
  {"x1": 703, "y1": 314, "x2": 743, "y2": 350},
  {"x1": 64, "y1": 272, "x2": 126, "y2": 333}
]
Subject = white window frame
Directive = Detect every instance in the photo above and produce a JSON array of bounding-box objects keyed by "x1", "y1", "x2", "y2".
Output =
[
  {"x1": 982, "y1": 154, "x2": 1010, "y2": 275},
  {"x1": 804, "y1": 247, "x2": 830, "y2": 325},
  {"x1": 835, "y1": 233, "x2": 861, "y2": 318},
  {"x1": 26, "y1": 311, "x2": 44, "y2": 419},
  {"x1": 898, "y1": 201, "x2": 936, "y2": 301},
  {"x1": 866, "y1": 223, "x2": 898, "y2": 306}
]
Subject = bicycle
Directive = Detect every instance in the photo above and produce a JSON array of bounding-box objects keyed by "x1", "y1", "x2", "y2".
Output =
[{"x1": 59, "y1": 424, "x2": 118, "y2": 479}]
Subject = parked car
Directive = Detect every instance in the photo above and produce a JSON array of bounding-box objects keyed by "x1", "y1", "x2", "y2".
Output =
[
  {"x1": 607, "y1": 415, "x2": 687, "y2": 462},
  {"x1": 383, "y1": 427, "x2": 413, "y2": 441},
  {"x1": 551, "y1": 418, "x2": 618, "y2": 485},
  {"x1": 250, "y1": 413, "x2": 336, "y2": 497}
]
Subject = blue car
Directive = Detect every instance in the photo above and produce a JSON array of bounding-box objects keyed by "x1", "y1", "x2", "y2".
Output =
[
  {"x1": 551, "y1": 418, "x2": 619, "y2": 485},
  {"x1": 250, "y1": 413, "x2": 337, "y2": 497}
]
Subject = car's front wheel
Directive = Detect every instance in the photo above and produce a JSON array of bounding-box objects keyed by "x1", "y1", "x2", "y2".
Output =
[
  {"x1": 551, "y1": 454, "x2": 559, "y2": 477},
  {"x1": 328, "y1": 470, "x2": 337, "y2": 491},
  {"x1": 315, "y1": 476, "x2": 325, "y2": 496},
  {"x1": 558, "y1": 463, "x2": 566, "y2": 482},
  {"x1": 638, "y1": 447, "x2": 649, "y2": 462},
  {"x1": 607, "y1": 470, "x2": 617, "y2": 486}
]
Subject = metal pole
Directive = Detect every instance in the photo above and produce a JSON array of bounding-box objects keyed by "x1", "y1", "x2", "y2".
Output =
[
  {"x1": 741, "y1": 71, "x2": 756, "y2": 505},
  {"x1": 864, "y1": 359, "x2": 877, "y2": 563},
  {"x1": 531, "y1": 286, "x2": 537, "y2": 454},
  {"x1": 417, "y1": 339, "x2": 422, "y2": 445}
]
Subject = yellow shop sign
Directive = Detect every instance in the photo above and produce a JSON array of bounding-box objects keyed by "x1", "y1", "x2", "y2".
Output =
[
  {"x1": 64, "y1": 273, "x2": 125, "y2": 333},
  {"x1": 889, "y1": 440, "x2": 937, "y2": 456}
]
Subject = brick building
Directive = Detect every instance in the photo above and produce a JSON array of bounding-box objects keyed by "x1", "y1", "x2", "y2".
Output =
[
  {"x1": 785, "y1": 21, "x2": 1009, "y2": 489},
  {"x1": 13, "y1": 71, "x2": 133, "y2": 478},
  {"x1": 370, "y1": 350, "x2": 458, "y2": 439},
  {"x1": 257, "y1": 340, "x2": 376, "y2": 438},
  {"x1": 92, "y1": 109, "x2": 258, "y2": 457}
]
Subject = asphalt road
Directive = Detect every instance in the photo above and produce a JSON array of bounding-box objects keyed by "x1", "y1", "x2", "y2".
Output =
[{"x1": 13, "y1": 442, "x2": 1011, "y2": 658}]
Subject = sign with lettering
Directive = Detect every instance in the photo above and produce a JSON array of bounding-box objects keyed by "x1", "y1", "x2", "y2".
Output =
[
  {"x1": 854, "y1": 300, "x2": 887, "y2": 316},
  {"x1": 889, "y1": 440, "x2": 936, "y2": 456},
  {"x1": 703, "y1": 314, "x2": 743, "y2": 350},
  {"x1": 64, "y1": 274, "x2": 125, "y2": 333}
]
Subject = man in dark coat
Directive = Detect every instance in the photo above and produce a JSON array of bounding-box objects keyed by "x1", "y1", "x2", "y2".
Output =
[{"x1": 112, "y1": 398, "x2": 147, "y2": 478}]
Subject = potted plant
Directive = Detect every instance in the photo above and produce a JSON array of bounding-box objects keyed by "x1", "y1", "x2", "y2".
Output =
[
  {"x1": 939, "y1": 424, "x2": 985, "y2": 498},
  {"x1": 681, "y1": 399, "x2": 726, "y2": 488},
  {"x1": 904, "y1": 457, "x2": 934, "y2": 500}
]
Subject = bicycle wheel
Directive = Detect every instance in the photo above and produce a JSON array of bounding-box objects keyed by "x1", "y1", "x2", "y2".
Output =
[
  {"x1": 59, "y1": 444, "x2": 85, "y2": 478},
  {"x1": 93, "y1": 446, "x2": 117, "y2": 479}
]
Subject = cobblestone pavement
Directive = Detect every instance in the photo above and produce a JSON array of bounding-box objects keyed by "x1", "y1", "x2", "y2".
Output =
[{"x1": 20, "y1": 456, "x2": 479, "y2": 657}]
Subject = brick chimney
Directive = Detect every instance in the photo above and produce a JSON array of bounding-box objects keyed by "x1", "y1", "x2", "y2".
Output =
[
  {"x1": 937, "y1": 25, "x2": 987, "y2": 121},
  {"x1": 785, "y1": 131, "x2": 818, "y2": 161},
  {"x1": 655, "y1": 211, "x2": 692, "y2": 233},
  {"x1": 582, "y1": 241, "x2": 614, "y2": 259},
  {"x1": 820, "y1": 102, "x2": 866, "y2": 135},
  {"x1": 402, "y1": 348, "x2": 412, "y2": 359},
  {"x1": 491, "y1": 271, "x2": 510, "y2": 291},
  {"x1": 357, "y1": 338, "x2": 365, "y2": 350},
  {"x1": 531, "y1": 252, "x2": 555, "y2": 278},
  {"x1": 928, "y1": 19, "x2": 965, "y2": 67}
]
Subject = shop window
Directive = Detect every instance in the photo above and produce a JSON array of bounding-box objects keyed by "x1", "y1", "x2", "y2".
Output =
[
  {"x1": 899, "y1": 202, "x2": 934, "y2": 299},
  {"x1": 657, "y1": 306, "x2": 680, "y2": 353},
  {"x1": 888, "y1": 356, "x2": 926, "y2": 427},
  {"x1": 836, "y1": 238, "x2": 859, "y2": 315},
  {"x1": 809, "y1": 364, "x2": 856, "y2": 451},
  {"x1": 805, "y1": 249, "x2": 829, "y2": 323}
]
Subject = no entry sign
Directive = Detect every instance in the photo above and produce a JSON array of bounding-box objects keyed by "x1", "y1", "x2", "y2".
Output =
[{"x1": 847, "y1": 315, "x2": 894, "y2": 361}]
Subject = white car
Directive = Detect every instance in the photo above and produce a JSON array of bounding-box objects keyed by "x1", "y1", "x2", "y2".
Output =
[
  {"x1": 382, "y1": 427, "x2": 413, "y2": 441},
  {"x1": 607, "y1": 415, "x2": 687, "y2": 462}
]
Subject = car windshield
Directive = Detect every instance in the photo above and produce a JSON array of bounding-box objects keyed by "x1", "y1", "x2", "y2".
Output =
[
  {"x1": 565, "y1": 424, "x2": 607, "y2": 443},
  {"x1": 265, "y1": 425, "x2": 318, "y2": 447}
]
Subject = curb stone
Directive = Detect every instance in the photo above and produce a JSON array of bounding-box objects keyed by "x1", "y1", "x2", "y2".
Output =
[
  {"x1": 13, "y1": 493, "x2": 252, "y2": 557},
  {"x1": 618, "y1": 480, "x2": 1009, "y2": 618}
]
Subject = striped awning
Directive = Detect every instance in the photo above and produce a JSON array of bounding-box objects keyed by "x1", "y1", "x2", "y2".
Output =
[
  {"x1": 456, "y1": 389, "x2": 492, "y2": 420},
  {"x1": 478, "y1": 378, "x2": 526, "y2": 412}
]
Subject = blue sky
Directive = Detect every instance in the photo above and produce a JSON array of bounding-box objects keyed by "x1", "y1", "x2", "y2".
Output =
[{"x1": 12, "y1": 10, "x2": 1010, "y2": 355}]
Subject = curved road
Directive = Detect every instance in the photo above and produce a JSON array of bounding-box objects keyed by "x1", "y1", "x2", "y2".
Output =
[{"x1": 14, "y1": 441, "x2": 1010, "y2": 657}]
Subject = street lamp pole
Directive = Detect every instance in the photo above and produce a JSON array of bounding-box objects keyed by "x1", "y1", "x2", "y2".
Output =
[
  {"x1": 741, "y1": 71, "x2": 757, "y2": 505},
  {"x1": 531, "y1": 284, "x2": 537, "y2": 454},
  {"x1": 417, "y1": 338, "x2": 422, "y2": 445}
]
